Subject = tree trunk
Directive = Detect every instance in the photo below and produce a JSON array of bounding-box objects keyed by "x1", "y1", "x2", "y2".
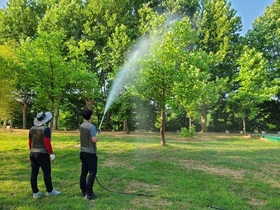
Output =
[
  {"x1": 2, "y1": 119, "x2": 7, "y2": 128},
  {"x1": 105, "y1": 111, "x2": 111, "y2": 130},
  {"x1": 53, "y1": 108, "x2": 59, "y2": 130},
  {"x1": 22, "y1": 102, "x2": 28, "y2": 129},
  {"x1": 201, "y1": 104, "x2": 208, "y2": 132},
  {"x1": 189, "y1": 117, "x2": 192, "y2": 127},
  {"x1": 242, "y1": 118, "x2": 246, "y2": 134},
  {"x1": 160, "y1": 107, "x2": 166, "y2": 146},
  {"x1": 123, "y1": 119, "x2": 129, "y2": 133},
  {"x1": 86, "y1": 99, "x2": 93, "y2": 110},
  {"x1": 10, "y1": 120, "x2": 13, "y2": 129}
]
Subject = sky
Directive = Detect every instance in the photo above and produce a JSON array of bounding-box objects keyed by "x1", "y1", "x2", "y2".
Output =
[
  {"x1": 0, "y1": 0, "x2": 275, "y2": 35},
  {"x1": 228, "y1": 0, "x2": 274, "y2": 35}
]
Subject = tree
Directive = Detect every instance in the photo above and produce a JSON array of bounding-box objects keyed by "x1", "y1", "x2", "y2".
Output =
[
  {"x1": 137, "y1": 16, "x2": 197, "y2": 145},
  {"x1": 18, "y1": 30, "x2": 76, "y2": 129},
  {"x1": 172, "y1": 50, "x2": 213, "y2": 128},
  {"x1": 0, "y1": 44, "x2": 18, "y2": 128},
  {"x1": 195, "y1": 0, "x2": 242, "y2": 132},
  {"x1": 34, "y1": 0, "x2": 101, "y2": 129},
  {"x1": 245, "y1": 0, "x2": 280, "y2": 132},
  {"x1": 66, "y1": 37, "x2": 99, "y2": 110},
  {"x1": 83, "y1": 0, "x2": 148, "y2": 128},
  {"x1": 0, "y1": 0, "x2": 51, "y2": 128},
  {"x1": 96, "y1": 24, "x2": 132, "y2": 130},
  {"x1": 230, "y1": 46, "x2": 272, "y2": 133},
  {"x1": 246, "y1": 0, "x2": 280, "y2": 81},
  {"x1": 0, "y1": 79, "x2": 18, "y2": 128}
]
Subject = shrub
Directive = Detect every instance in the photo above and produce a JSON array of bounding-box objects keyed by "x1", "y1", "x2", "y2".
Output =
[{"x1": 180, "y1": 125, "x2": 196, "y2": 138}]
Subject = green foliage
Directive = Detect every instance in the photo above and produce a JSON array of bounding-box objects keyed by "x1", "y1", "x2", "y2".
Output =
[
  {"x1": 246, "y1": 0, "x2": 280, "y2": 94},
  {"x1": 136, "y1": 14, "x2": 199, "y2": 143},
  {"x1": 230, "y1": 45, "x2": 272, "y2": 132},
  {"x1": 159, "y1": 0, "x2": 199, "y2": 16},
  {"x1": 172, "y1": 50, "x2": 212, "y2": 120},
  {"x1": 180, "y1": 125, "x2": 196, "y2": 138},
  {"x1": 193, "y1": 0, "x2": 242, "y2": 131},
  {"x1": 196, "y1": 0, "x2": 242, "y2": 63},
  {"x1": 138, "y1": 15, "x2": 197, "y2": 106},
  {"x1": 0, "y1": 43, "x2": 19, "y2": 123},
  {"x1": 0, "y1": 0, "x2": 46, "y2": 42},
  {"x1": 0, "y1": 0, "x2": 279, "y2": 135},
  {"x1": 37, "y1": 0, "x2": 85, "y2": 40},
  {"x1": 0, "y1": 79, "x2": 18, "y2": 123}
]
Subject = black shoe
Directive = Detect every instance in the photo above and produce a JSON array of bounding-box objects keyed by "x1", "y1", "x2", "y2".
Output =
[
  {"x1": 85, "y1": 193, "x2": 97, "y2": 200},
  {"x1": 82, "y1": 192, "x2": 86, "y2": 197}
]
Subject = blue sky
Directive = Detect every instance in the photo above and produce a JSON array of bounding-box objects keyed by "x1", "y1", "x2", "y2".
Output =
[
  {"x1": 0, "y1": 0, "x2": 275, "y2": 35},
  {"x1": 228, "y1": 0, "x2": 274, "y2": 35}
]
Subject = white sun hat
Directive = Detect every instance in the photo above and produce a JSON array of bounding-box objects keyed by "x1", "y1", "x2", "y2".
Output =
[{"x1": 33, "y1": 111, "x2": 53, "y2": 126}]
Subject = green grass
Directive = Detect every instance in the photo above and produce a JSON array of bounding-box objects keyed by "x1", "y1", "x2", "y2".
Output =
[{"x1": 1, "y1": 130, "x2": 280, "y2": 210}]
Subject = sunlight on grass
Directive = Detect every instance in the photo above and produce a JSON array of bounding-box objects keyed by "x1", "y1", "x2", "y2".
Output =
[{"x1": 1, "y1": 130, "x2": 280, "y2": 209}]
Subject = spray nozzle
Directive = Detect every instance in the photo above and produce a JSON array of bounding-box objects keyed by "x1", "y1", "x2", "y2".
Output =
[{"x1": 96, "y1": 128, "x2": 101, "y2": 134}]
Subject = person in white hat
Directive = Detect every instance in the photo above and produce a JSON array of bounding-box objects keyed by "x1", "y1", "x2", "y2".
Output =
[{"x1": 28, "y1": 111, "x2": 61, "y2": 198}]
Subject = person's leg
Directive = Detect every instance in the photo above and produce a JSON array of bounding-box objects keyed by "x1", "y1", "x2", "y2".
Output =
[
  {"x1": 37, "y1": 153, "x2": 53, "y2": 192},
  {"x1": 85, "y1": 153, "x2": 98, "y2": 195},
  {"x1": 30, "y1": 153, "x2": 40, "y2": 193},
  {"x1": 80, "y1": 152, "x2": 88, "y2": 195}
]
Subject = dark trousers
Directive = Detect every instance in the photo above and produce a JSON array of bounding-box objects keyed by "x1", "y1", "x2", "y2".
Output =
[
  {"x1": 80, "y1": 152, "x2": 98, "y2": 195},
  {"x1": 30, "y1": 153, "x2": 53, "y2": 193}
]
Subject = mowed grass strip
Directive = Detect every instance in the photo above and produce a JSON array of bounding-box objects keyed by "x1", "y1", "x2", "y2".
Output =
[{"x1": 1, "y1": 130, "x2": 280, "y2": 210}]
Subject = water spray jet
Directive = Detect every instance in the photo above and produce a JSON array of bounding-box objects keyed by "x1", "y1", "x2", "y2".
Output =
[
  {"x1": 98, "y1": 35, "x2": 154, "y2": 130},
  {"x1": 98, "y1": 14, "x2": 180, "y2": 130}
]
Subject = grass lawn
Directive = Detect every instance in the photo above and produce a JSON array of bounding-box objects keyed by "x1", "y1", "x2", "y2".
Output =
[{"x1": 1, "y1": 129, "x2": 280, "y2": 210}]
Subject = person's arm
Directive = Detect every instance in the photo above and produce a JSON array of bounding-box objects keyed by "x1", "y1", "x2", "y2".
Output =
[
  {"x1": 90, "y1": 126, "x2": 98, "y2": 143},
  {"x1": 44, "y1": 127, "x2": 55, "y2": 161},
  {"x1": 28, "y1": 133, "x2": 32, "y2": 150},
  {"x1": 44, "y1": 137, "x2": 54, "y2": 154},
  {"x1": 91, "y1": 136, "x2": 98, "y2": 143}
]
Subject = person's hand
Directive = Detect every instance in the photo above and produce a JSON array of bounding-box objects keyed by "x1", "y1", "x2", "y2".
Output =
[{"x1": 50, "y1": 154, "x2": 55, "y2": 161}]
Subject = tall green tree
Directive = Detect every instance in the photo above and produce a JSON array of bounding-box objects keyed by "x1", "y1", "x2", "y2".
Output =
[
  {"x1": 195, "y1": 0, "x2": 242, "y2": 132},
  {"x1": 245, "y1": 0, "x2": 280, "y2": 131},
  {"x1": 18, "y1": 30, "x2": 75, "y2": 129},
  {"x1": 0, "y1": 43, "x2": 18, "y2": 127},
  {"x1": 0, "y1": 79, "x2": 18, "y2": 128},
  {"x1": 0, "y1": 0, "x2": 51, "y2": 128},
  {"x1": 230, "y1": 46, "x2": 272, "y2": 133},
  {"x1": 172, "y1": 50, "x2": 213, "y2": 128},
  {"x1": 83, "y1": 0, "x2": 148, "y2": 129},
  {"x1": 13, "y1": 41, "x2": 37, "y2": 129},
  {"x1": 96, "y1": 24, "x2": 132, "y2": 130},
  {"x1": 137, "y1": 16, "x2": 197, "y2": 145},
  {"x1": 36, "y1": 0, "x2": 102, "y2": 128},
  {"x1": 246, "y1": 0, "x2": 280, "y2": 79}
]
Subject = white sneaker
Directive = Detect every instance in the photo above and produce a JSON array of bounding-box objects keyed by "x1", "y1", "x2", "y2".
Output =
[
  {"x1": 46, "y1": 189, "x2": 61, "y2": 196},
  {"x1": 33, "y1": 191, "x2": 41, "y2": 198}
]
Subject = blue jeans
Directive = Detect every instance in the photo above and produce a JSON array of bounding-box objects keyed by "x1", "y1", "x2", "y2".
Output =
[
  {"x1": 30, "y1": 153, "x2": 53, "y2": 193},
  {"x1": 80, "y1": 152, "x2": 98, "y2": 195}
]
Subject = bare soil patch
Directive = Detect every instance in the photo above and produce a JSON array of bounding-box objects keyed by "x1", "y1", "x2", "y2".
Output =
[
  {"x1": 102, "y1": 158, "x2": 135, "y2": 170},
  {"x1": 179, "y1": 159, "x2": 245, "y2": 180}
]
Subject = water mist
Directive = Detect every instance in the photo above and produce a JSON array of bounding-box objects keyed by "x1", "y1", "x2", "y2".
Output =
[
  {"x1": 98, "y1": 15, "x2": 180, "y2": 130},
  {"x1": 98, "y1": 35, "x2": 153, "y2": 129}
]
